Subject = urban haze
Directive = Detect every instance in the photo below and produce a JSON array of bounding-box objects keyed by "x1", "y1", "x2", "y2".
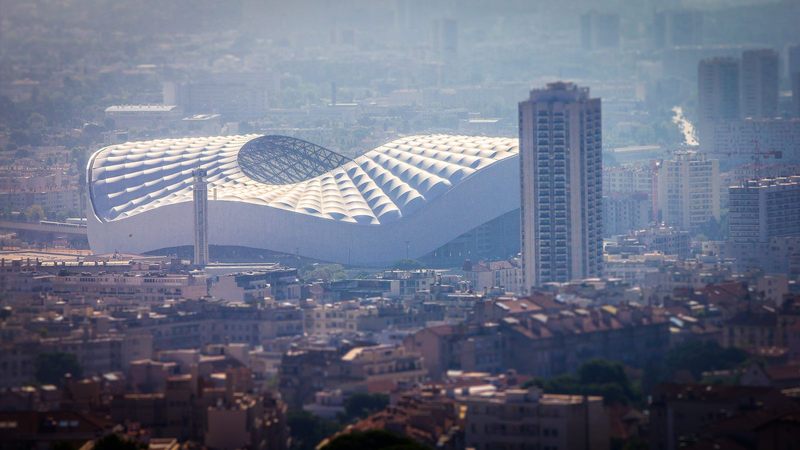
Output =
[{"x1": 1, "y1": 1, "x2": 800, "y2": 449}]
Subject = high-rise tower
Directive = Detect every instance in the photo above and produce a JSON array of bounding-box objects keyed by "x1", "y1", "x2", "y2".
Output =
[
  {"x1": 519, "y1": 82, "x2": 602, "y2": 290},
  {"x1": 580, "y1": 11, "x2": 620, "y2": 50},
  {"x1": 193, "y1": 168, "x2": 209, "y2": 266},
  {"x1": 653, "y1": 10, "x2": 703, "y2": 48},
  {"x1": 697, "y1": 57, "x2": 740, "y2": 143},
  {"x1": 740, "y1": 49, "x2": 779, "y2": 119},
  {"x1": 790, "y1": 44, "x2": 800, "y2": 118},
  {"x1": 793, "y1": 72, "x2": 800, "y2": 118}
]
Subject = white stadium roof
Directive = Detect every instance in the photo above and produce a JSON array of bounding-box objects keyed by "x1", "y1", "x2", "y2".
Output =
[{"x1": 87, "y1": 134, "x2": 520, "y2": 266}]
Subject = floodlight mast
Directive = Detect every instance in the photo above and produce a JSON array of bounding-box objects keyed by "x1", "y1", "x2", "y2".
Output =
[{"x1": 193, "y1": 168, "x2": 209, "y2": 267}]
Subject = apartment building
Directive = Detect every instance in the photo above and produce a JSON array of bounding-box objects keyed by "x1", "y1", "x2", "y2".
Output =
[
  {"x1": 304, "y1": 301, "x2": 366, "y2": 336},
  {"x1": 704, "y1": 118, "x2": 800, "y2": 163},
  {"x1": 0, "y1": 333, "x2": 153, "y2": 388},
  {"x1": 503, "y1": 304, "x2": 669, "y2": 378},
  {"x1": 124, "y1": 301, "x2": 304, "y2": 351},
  {"x1": 405, "y1": 323, "x2": 505, "y2": 380},
  {"x1": 603, "y1": 163, "x2": 655, "y2": 196},
  {"x1": 603, "y1": 192, "x2": 651, "y2": 237},
  {"x1": 464, "y1": 387, "x2": 609, "y2": 450},
  {"x1": 463, "y1": 259, "x2": 523, "y2": 294},
  {"x1": 657, "y1": 151, "x2": 720, "y2": 230},
  {"x1": 728, "y1": 176, "x2": 800, "y2": 243},
  {"x1": 519, "y1": 82, "x2": 603, "y2": 288},
  {"x1": 51, "y1": 272, "x2": 208, "y2": 302},
  {"x1": 340, "y1": 345, "x2": 427, "y2": 391}
]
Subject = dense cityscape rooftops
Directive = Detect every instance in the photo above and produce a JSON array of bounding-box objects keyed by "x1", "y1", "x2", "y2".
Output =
[{"x1": 2, "y1": 0, "x2": 800, "y2": 449}]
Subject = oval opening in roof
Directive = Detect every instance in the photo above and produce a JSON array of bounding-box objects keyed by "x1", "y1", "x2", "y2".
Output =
[{"x1": 237, "y1": 135, "x2": 352, "y2": 185}]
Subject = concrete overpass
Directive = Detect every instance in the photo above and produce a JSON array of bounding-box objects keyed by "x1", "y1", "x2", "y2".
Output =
[{"x1": 0, "y1": 220, "x2": 88, "y2": 236}]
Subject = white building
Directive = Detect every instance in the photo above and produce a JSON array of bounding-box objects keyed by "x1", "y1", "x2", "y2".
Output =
[
  {"x1": 304, "y1": 302, "x2": 365, "y2": 336},
  {"x1": 163, "y1": 77, "x2": 268, "y2": 120},
  {"x1": 52, "y1": 271, "x2": 208, "y2": 302},
  {"x1": 210, "y1": 272, "x2": 272, "y2": 302},
  {"x1": 604, "y1": 252, "x2": 676, "y2": 286},
  {"x1": 602, "y1": 163, "x2": 655, "y2": 196},
  {"x1": 104, "y1": 104, "x2": 182, "y2": 130},
  {"x1": 603, "y1": 192, "x2": 651, "y2": 237},
  {"x1": 463, "y1": 259, "x2": 523, "y2": 294},
  {"x1": 182, "y1": 114, "x2": 222, "y2": 136},
  {"x1": 657, "y1": 151, "x2": 720, "y2": 230}
]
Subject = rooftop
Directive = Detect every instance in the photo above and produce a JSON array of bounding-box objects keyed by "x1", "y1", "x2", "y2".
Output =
[
  {"x1": 104, "y1": 104, "x2": 178, "y2": 113},
  {"x1": 733, "y1": 175, "x2": 800, "y2": 190},
  {"x1": 89, "y1": 134, "x2": 519, "y2": 224}
]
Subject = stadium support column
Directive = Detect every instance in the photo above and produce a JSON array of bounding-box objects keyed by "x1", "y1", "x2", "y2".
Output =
[{"x1": 193, "y1": 168, "x2": 209, "y2": 267}]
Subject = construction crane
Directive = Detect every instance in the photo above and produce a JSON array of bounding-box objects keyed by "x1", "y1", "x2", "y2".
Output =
[{"x1": 714, "y1": 137, "x2": 783, "y2": 181}]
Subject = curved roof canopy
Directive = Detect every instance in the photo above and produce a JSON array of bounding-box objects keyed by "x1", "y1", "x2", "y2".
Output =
[{"x1": 88, "y1": 134, "x2": 518, "y2": 226}]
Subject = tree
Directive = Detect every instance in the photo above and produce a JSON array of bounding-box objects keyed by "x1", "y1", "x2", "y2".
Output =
[
  {"x1": 24, "y1": 204, "x2": 46, "y2": 222},
  {"x1": 343, "y1": 393, "x2": 389, "y2": 421},
  {"x1": 51, "y1": 442, "x2": 78, "y2": 450},
  {"x1": 641, "y1": 339, "x2": 749, "y2": 393},
  {"x1": 320, "y1": 430, "x2": 429, "y2": 450},
  {"x1": 0, "y1": 202, "x2": 12, "y2": 219},
  {"x1": 614, "y1": 437, "x2": 650, "y2": 450},
  {"x1": 391, "y1": 259, "x2": 424, "y2": 270},
  {"x1": 34, "y1": 352, "x2": 82, "y2": 385},
  {"x1": 622, "y1": 439, "x2": 649, "y2": 450},
  {"x1": 70, "y1": 147, "x2": 90, "y2": 186},
  {"x1": 287, "y1": 410, "x2": 341, "y2": 450},
  {"x1": 523, "y1": 359, "x2": 640, "y2": 405},
  {"x1": 578, "y1": 359, "x2": 637, "y2": 402},
  {"x1": 26, "y1": 112, "x2": 47, "y2": 144},
  {"x1": 51, "y1": 210, "x2": 69, "y2": 222},
  {"x1": 695, "y1": 216, "x2": 725, "y2": 241},
  {"x1": 92, "y1": 434, "x2": 145, "y2": 450},
  {"x1": 663, "y1": 339, "x2": 748, "y2": 380},
  {"x1": 300, "y1": 264, "x2": 346, "y2": 282},
  {"x1": 14, "y1": 146, "x2": 32, "y2": 158}
]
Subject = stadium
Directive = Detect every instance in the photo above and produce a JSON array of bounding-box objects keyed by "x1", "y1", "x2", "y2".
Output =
[{"x1": 87, "y1": 134, "x2": 521, "y2": 266}]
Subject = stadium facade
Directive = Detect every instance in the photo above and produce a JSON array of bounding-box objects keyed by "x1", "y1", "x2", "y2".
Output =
[{"x1": 87, "y1": 134, "x2": 520, "y2": 266}]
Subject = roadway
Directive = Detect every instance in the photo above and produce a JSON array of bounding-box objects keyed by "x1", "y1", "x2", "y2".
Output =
[{"x1": 0, "y1": 220, "x2": 88, "y2": 236}]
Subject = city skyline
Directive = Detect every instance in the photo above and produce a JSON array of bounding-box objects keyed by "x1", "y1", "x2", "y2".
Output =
[{"x1": 2, "y1": 1, "x2": 800, "y2": 449}]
